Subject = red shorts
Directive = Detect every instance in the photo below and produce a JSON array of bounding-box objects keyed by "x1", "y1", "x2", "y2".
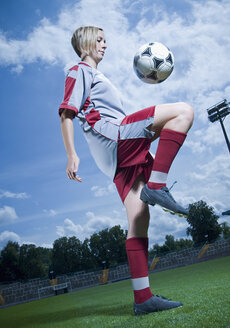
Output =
[{"x1": 114, "y1": 106, "x2": 155, "y2": 202}]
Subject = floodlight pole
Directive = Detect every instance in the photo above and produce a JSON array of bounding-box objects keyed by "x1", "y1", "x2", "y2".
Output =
[
  {"x1": 207, "y1": 99, "x2": 230, "y2": 155},
  {"x1": 217, "y1": 109, "x2": 230, "y2": 154}
]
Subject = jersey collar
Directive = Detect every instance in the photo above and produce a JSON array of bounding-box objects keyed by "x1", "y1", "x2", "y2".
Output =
[{"x1": 79, "y1": 61, "x2": 92, "y2": 68}]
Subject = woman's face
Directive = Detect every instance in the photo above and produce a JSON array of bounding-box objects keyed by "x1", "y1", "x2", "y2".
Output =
[{"x1": 93, "y1": 30, "x2": 107, "y2": 64}]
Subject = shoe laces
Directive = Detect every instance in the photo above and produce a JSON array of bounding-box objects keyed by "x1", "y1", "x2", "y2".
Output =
[
  {"x1": 161, "y1": 187, "x2": 176, "y2": 203},
  {"x1": 155, "y1": 294, "x2": 172, "y2": 301}
]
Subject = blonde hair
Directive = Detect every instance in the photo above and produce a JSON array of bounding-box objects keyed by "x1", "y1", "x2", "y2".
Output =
[{"x1": 71, "y1": 26, "x2": 103, "y2": 59}]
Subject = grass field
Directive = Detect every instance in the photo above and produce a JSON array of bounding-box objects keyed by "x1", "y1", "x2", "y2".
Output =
[{"x1": 1, "y1": 256, "x2": 230, "y2": 328}]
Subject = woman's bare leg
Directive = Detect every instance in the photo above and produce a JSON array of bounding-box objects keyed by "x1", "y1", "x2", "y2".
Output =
[
  {"x1": 124, "y1": 175, "x2": 150, "y2": 239},
  {"x1": 124, "y1": 174, "x2": 183, "y2": 314}
]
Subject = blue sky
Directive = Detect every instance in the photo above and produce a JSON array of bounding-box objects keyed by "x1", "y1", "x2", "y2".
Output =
[{"x1": 0, "y1": 0, "x2": 230, "y2": 249}]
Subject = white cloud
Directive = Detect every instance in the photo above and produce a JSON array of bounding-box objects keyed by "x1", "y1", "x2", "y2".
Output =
[
  {"x1": 56, "y1": 210, "x2": 127, "y2": 241},
  {"x1": 0, "y1": 231, "x2": 20, "y2": 249},
  {"x1": 56, "y1": 218, "x2": 84, "y2": 237},
  {"x1": 148, "y1": 205, "x2": 189, "y2": 245},
  {"x1": 40, "y1": 243, "x2": 53, "y2": 249},
  {"x1": 0, "y1": 230, "x2": 20, "y2": 242},
  {"x1": 0, "y1": 206, "x2": 18, "y2": 225},
  {"x1": 185, "y1": 153, "x2": 230, "y2": 213},
  {"x1": 91, "y1": 183, "x2": 115, "y2": 197},
  {"x1": 56, "y1": 206, "x2": 190, "y2": 246},
  {"x1": 0, "y1": 190, "x2": 29, "y2": 199},
  {"x1": 43, "y1": 209, "x2": 57, "y2": 217},
  {"x1": 10, "y1": 64, "x2": 23, "y2": 74}
]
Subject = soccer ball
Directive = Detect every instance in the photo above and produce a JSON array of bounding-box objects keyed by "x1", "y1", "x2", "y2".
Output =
[{"x1": 133, "y1": 42, "x2": 174, "y2": 84}]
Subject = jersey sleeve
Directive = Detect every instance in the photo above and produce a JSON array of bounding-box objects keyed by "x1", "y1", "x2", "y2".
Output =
[{"x1": 59, "y1": 65, "x2": 92, "y2": 117}]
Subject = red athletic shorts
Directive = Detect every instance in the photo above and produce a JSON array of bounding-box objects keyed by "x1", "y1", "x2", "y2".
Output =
[{"x1": 114, "y1": 106, "x2": 155, "y2": 203}]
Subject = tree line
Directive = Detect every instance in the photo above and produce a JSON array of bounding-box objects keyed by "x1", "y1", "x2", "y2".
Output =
[
  {"x1": 0, "y1": 200, "x2": 229, "y2": 282},
  {"x1": 0, "y1": 225, "x2": 127, "y2": 282}
]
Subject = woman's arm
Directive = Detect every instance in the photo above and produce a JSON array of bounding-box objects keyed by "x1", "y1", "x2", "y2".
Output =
[{"x1": 61, "y1": 109, "x2": 82, "y2": 182}]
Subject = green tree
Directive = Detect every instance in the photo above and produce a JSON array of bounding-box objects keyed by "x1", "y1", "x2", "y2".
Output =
[
  {"x1": 89, "y1": 225, "x2": 127, "y2": 268},
  {"x1": 52, "y1": 237, "x2": 69, "y2": 274},
  {"x1": 81, "y1": 238, "x2": 97, "y2": 270},
  {"x1": 187, "y1": 200, "x2": 221, "y2": 245},
  {"x1": 52, "y1": 236, "x2": 84, "y2": 274},
  {"x1": 149, "y1": 236, "x2": 194, "y2": 257},
  {"x1": 164, "y1": 235, "x2": 176, "y2": 251},
  {"x1": 175, "y1": 238, "x2": 194, "y2": 249},
  {"x1": 90, "y1": 230, "x2": 111, "y2": 268},
  {"x1": 38, "y1": 246, "x2": 52, "y2": 274},
  {"x1": 0, "y1": 242, "x2": 20, "y2": 281},
  {"x1": 66, "y1": 236, "x2": 82, "y2": 272},
  {"x1": 106, "y1": 225, "x2": 127, "y2": 265},
  {"x1": 19, "y1": 244, "x2": 47, "y2": 279}
]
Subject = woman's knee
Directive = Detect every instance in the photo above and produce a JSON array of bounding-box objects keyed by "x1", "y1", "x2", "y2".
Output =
[
  {"x1": 128, "y1": 212, "x2": 150, "y2": 238},
  {"x1": 126, "y1": 203, "x2": 150, "y2": 234},
  {"x1": 132, "y1": 210, "x2": 150, "y2": 226},
  {"x1": 178, "y1": 102, "x2": 194, "y2": 124}
]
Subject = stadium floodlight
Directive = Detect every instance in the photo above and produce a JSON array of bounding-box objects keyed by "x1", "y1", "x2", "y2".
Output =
[
  {"x1": 206, "y1": 99, "x2": 230, "y2": 154},
  {"x1": 222, "y1": 210, "x2": 230, "y2": 216}
]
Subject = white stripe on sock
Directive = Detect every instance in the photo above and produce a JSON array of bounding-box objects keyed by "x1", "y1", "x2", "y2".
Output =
[
  {"x1": 149, "y1": 171, "x2": 168, "y2": 184},
  {"x1": 131, "y1": 276, "x2": 150, "y2": 291}
]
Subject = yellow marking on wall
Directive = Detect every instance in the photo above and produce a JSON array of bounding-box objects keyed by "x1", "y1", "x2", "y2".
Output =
[
  {"x1": 197, "y1": 244, "x2": 210, "y2": 259},
  {"x1": 150, "y1": 257, "x2": 160, "y2": 270},
  {"x1": 50, "y1": 278, "x2": 57, "y2": 286},
  {"x1": 98, "y1": 269, "x2": 109, "y2": 284}
]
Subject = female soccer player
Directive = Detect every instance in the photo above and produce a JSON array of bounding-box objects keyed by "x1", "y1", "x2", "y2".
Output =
[{"x1": 59, "y1": 26, "x2": 194, "y2": 315}]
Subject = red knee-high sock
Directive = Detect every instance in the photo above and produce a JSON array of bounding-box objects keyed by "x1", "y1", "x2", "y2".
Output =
[
  {"x1": 148, "y1": 129, "x2": 187, "y2": 190},
  {"x1": 126, "y1": 237, "x2": 153, "y2": 304}
]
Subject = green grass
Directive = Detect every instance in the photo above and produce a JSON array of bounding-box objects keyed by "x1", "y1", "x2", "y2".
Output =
[{"x1": 1, "y1": 256, "x2": 230, "y2": 328}]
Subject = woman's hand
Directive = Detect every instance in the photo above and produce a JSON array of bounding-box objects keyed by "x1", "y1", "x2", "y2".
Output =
[{"x1": 66, "y1": 154, "x2": 82, "y2": 182}]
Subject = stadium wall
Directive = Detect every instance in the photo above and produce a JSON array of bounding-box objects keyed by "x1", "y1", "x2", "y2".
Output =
[{"x1": 0, "y1": 237, "x2": 229, "y2": 308}]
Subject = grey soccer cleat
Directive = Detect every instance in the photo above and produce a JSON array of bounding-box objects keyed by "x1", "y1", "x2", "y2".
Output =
[
  {"x1": 140, "y1": 185, "x2": 189, "y2": 217},
  {"x1": 134, "y1": 294, "x2": 183, "y2": 316}
]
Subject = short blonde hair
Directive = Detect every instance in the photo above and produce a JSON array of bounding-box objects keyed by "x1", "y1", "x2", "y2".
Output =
[{"x1": 71, "y1": 26, "x2": 103, "y2": 59}]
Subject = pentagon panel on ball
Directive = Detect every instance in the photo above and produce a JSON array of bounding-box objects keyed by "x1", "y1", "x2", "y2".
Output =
[{"x1": 133, "y1": 42, "x2": 174, "y2": 84}]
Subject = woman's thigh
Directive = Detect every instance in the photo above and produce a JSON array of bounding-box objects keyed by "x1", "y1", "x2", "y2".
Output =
[{"x1": 149, "y1": 102, "x2": 193, "y2": 134}]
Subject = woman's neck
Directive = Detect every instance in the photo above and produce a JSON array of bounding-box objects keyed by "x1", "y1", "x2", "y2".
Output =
[{"x1": 82, "y1": 56, "x2": 98, "y2": 69}]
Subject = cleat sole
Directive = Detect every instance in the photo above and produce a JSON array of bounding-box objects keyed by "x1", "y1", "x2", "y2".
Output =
[{"x1": 162, "y1": 206, "x2": 188, "y2": 218}]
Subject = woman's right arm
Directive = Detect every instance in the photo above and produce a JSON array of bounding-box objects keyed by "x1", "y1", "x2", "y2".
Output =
[{"x1": 61, "y1": 109, "x2": 82, "y2": 182}]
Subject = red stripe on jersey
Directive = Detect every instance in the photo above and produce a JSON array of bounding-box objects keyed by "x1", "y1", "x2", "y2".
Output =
[
  {"x1": 121, "y1": 106, "x2": 155, "y2": 125},
  {"x1": 83, "y1": 96, "x2": 91, "y2": 112},
  {"x1": 69, "y1": 65, "x2": 79, "y2": 71},
  {"x1": 64, "y1": 77, "x2": 77, "y2": 104},
  {"x1": 85, "y1": 108, "x2": 101, "y2": 128},
  {"x1": 59, "y1": 76, "x2": 79, "y2": 116}
]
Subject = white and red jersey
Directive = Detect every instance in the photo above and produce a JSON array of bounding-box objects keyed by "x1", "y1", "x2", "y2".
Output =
[
  {"x1": 59, "y1": 62, "x2": 155, "y2": 184},
  {"x1": 59, "y1": 62, "x2": 126, "y2": 178},
  {"x1": 59, "y1": 62, "x2": 126, "y2": 123}
]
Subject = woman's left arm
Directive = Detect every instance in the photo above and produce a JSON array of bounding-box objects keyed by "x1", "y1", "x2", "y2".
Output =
[{"x1": 61, "y1": 108, "x2": 82, "y2": 182}]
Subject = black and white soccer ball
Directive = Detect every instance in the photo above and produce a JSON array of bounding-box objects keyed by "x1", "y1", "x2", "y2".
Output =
[{"x1": 133, "y1": 42, "x2": 174, "y2": 84}]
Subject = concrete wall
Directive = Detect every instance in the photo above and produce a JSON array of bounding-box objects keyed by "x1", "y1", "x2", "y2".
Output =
[{"x1": 1, "y1": 237, "x2": 229, "y2": 308}]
